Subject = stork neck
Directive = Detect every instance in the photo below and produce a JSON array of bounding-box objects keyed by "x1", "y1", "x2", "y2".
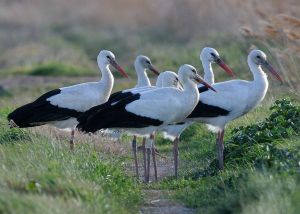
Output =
[
  {"x1": 179, "y1": 78, "x2": 200, "y2": 121},
  {"x1": 98, "y1": 63, "x2": 114, "y2": 97},
  {"x1": 182, "y1": 79, "x2": 200, "y2": 101},
  {"x1": 247, "y1": 58, "x2": 269, "y2": 106},
  {"x1": 248, "y1": 59, "x2": 268, "y2": 87},
  {"x1": 202, "y1": 60, "x2": 214, "y2": 84},
  {"x1": 135, "y1": 63, "x2": 151, "y2": 87}
]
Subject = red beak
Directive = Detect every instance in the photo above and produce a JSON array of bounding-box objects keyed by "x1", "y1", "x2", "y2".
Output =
[
  {"x1": 262, "y1": 61, "x2": 283, "y2": 83},
  {"x1": 217, "y1": 59, "x2": 235, "y2": 77},
  {"x1": 111, "y1": 60, "x2": 129, "y2": 78},
  {"x1": 194, "y1": 74, "x2": 217, "y2": 92},
  {"x1": 149, "y1": 65, "x2": 160, "y2": 76}
]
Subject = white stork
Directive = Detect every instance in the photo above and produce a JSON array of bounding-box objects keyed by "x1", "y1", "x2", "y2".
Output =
[
  {"x1": 164, "y1": 49, "x2": 283, "y2": 173},
  {"x1": 159, "y1": 47, "x2": 234, "y2": 178},
  {"x1": 131, "y1": 55, "x2": 159, "y2": 179},
  {"x1": 7, "y1": 50, "x2": 128, "y2": 149},
  {"x1": 134, "y1": 55, "x2": 160, "y2": 87},
  {"x1": 77, "y1": 64, "x2": 217, "y2": 182},
  {"x1": 145, "y1": 70, "x2": 182, "y2": 180},
  {"x1": 103, "y1": 55, "x2": 159, "y2": 178},
  {"x1": 156, "y1": 70, "x2": 182, "y2": 88},
  {"x1": 100, "y1": 71, "x2": 180, "y2": 181},
  {"x1": 140, "y1": 70, "x2": 182, "y2": 182}
]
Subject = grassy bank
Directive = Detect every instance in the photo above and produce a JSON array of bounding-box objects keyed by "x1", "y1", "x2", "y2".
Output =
[
  {"x1": 149, "y1": 98, "x2": 300, "y2": 214},
  {"x1": 0, "y1": 40, "x2": 299, "y2": 213},
  {"x1": 0, "y1": 108, "x2": 142, "y2": 214}
]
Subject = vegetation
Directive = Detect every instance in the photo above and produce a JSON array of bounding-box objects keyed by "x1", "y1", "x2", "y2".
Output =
[
  {"x1": 0, "y1": 109, "x2": 142, "y2": 214},
  {"x1": 0, "y1": 62, "x2": 97, "y2": 77},
  {"x1": 29, "y1": 62, "x2": 92, "y2": 76},
  {"x1": 1, "y1": 96, "x2": 299, "y2": 213},
  {"x1": 149, "y1": 99, "x2": 300, "y2": 214},
  {"x1": 0, "y1": 1, "x2": 299, "y2": 213},
  {"x1": 225, "y1": 99, "x2": 300, "y2": 171}
]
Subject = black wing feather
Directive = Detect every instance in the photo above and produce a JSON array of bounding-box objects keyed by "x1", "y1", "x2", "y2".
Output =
[
  {"x1": 198, "y1": 86, "x2": 209, "y2": 93},
  {"x1": 188, "y1": 101, "x2": 230, "y2": 118},
  {"x1": 77, "y1": 93, "x2": 163, "y2": 133},
  {"x1": 188, "y1": 85, "x2": 230, "y2": 118},
  {"x1": 7, "y1": 89, "x2": 82, "y2": 128}
]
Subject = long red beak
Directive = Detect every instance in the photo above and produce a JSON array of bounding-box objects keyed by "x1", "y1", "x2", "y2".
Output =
[
  {"x1": 262, "y1": 61, "x2": 283, "y2": 83},
  {"x1": 149, "y1": 65, "x2": 160, "y2": 76},
  {"x1": 217, "y1": 59, "x2": 234, "y2": 77},
  {"x1": 110, "y1": 60, "x2": 129, "y2": 78},
  {"x1": 194, "y1": 74, "x2": 217, "y2": 92}
]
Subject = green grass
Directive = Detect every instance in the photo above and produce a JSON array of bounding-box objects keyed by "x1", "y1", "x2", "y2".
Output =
[
  {"x1": 148, "y1": 99, "x2": 300, "y2": 214},
  {"x1": 1, "y1": 62, "x2": 97, "y2": 77},
  {"x1": 1, "y1": 92, "x2": 299, "y2": 214},
  {"x1": 0, "y1": 34, "x2": 259, "y2": 80},
  {"x1": 1, "y1": 35, "x2": 299, "y2": 213},
  {"x1": 0, "y1": 108, "x2": 142, "y2": 214}
]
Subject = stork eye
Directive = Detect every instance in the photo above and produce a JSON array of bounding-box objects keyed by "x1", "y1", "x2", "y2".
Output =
[
  {"x1": 211, "y1": 53, "x2": 216, "y2": 57},
  {"x1": 192, "y1": 69, "x2": 196, "y2": 74},
  {"x1": 256, "y1": 55, "x2": 261, "y2": 59},
  {"x1": 106, "y1": 56, "x2": 111, "y2": 59},
  {"x1": 146, "y1": 60, "x2": 150, "y2": 64},
  {"x1": 175, "y1": 77, "x2": 178, "y2": 81}
]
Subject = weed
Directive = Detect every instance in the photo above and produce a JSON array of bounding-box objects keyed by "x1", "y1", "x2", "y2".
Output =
[{"x1": 224, "y1": 99, "x2": 300, "y2": 172}]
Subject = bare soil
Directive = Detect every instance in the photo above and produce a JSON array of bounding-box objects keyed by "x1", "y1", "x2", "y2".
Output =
[{"x1": 126, "y1": 148, "x2": 196, "y2": 214}]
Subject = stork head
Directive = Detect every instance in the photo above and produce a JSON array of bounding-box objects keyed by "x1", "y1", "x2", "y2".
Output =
[
  {"x1": 97, "y1": 50, "x2": 128, "y2": 78},
  {"x1": 178, "y1": 64, "x2": 217, "y2": 92},
  {"x1": 248, "y1": 49, "x2": 283, "y2": 83},
  {"x1": 135, "y1": 55, "x2": 160, "y2": 76},
  {"x1": 200, "y1": 47, "x2": 234, "y2": 76},
  {"x1": 156, "y1": 71, "x2": 182, "y2": 89}
]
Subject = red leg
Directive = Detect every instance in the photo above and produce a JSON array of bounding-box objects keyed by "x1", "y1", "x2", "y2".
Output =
[
  {"x1": 151, "y1": 134, "x2": 158, "y2": 181},
  {"x1": 173, "y1": 137, "x2": 179, "y2": 179},
  {"x1": 142, "y1": 137, "x2": 147, "y2": 181},
  {"x1": 216, "y1": 129, "x2": 225, "y2": 170},
  {"x1": 70, "y1": 129, "x2": 75, "y2": 150},
  {"x1": 146, "y1": 144, "x2": 151, "y2": 183},
  {"x1": 132, "y1": 136, "x2": 139, "y2": 178}
]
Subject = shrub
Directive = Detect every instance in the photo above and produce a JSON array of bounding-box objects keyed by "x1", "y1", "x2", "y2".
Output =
[{"x1": 224, "y1": 99, "x2": 300, "y2": 172}]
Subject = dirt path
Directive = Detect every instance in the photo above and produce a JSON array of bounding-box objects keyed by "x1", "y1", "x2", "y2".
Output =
[
  {"x1": 140, "y1": 189, "x2": 195, "y2": 214},
  {"x1": 126, "y1": 150, "x2": 196, "y2": 214}
]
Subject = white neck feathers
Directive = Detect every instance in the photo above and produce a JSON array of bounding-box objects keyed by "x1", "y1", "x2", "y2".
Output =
[
  {"x1": 202, "y1": 59, "x2": 214, "y2": 84},
  {"x1": 247, "y1": 57, "x2": 269, "y2": 105},
  {"x1": 247, "y1": 58, "x2": 268, "y2": 87},
  {"x1": 98, "y1": 61, "x2": 114, "y2": 100},
  {"x1": 134, "y1": 62, "x2": 151, "y2": 87}
]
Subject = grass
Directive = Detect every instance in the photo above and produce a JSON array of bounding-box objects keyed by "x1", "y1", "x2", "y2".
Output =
[
  {"x1": 148, "y1": 98, "x2": 300, "y2": 214},
  {"x1": 1, "y1": 71, "x2": 299, "y2": 213},
  {"x1": 0, "y1": 107, "x2": 142, "y2": 214},
  {"x1": 1, "y1": 64, "x2": 299, "y2": 214},
  {"x1": 0, "y1": 1, "x2": 299, "y2": 212},
  {"x1": 0, "y1": 32, "x2": 262, "y2": 80},
  {"x1": 0, "y1": 29, "x2": 299, "y2": 213},
  {"x1": 1, "y1": 62, "x2": 97, "y2": 77}
]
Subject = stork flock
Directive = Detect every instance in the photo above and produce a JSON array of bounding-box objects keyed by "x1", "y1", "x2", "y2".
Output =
[{"x1": 7, "y1": 47, "x2": 283, "y2": 183}]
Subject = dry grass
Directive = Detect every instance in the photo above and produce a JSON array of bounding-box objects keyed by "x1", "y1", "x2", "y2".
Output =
[
  {"x1": 0, "y1": 1, "x2": 299, "y2": 97},
  {"x1": 240, "y1": 10, "x2": 300, "y2": 98},
  {"x1": 0, "y1": 0, "x2": 299, "y2": 42},
  {"x1": 0, "y1": 0, "x2": 299, "y2": 76}
]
